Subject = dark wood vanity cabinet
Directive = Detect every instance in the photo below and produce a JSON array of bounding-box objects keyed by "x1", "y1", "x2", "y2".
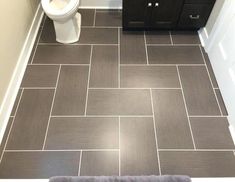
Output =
[{"x1": 123, "y1": 0, "x2": 216, "y2": 30}]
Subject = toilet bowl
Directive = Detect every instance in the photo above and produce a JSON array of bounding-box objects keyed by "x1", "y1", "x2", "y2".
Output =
[{"x1": 41, "y1": 0, "x2": 81, "y2": 44}]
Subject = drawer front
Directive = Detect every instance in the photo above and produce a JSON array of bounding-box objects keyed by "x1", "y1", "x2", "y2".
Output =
[
  {"x1": 178, "y1": 4, "x2": 214, "y2": 29},
  {"x1": 184, "y1": 0, "x2": 215, "y2": 4}
]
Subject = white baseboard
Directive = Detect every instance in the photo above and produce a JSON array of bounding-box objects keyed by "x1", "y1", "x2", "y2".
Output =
[
  {"x1": 198, "y1": 27, "x2": 209, "y2": 49},
  {"x1": 79, "y1": 6, "x2": 122, "y2": 9},
  {"x1": 80, "y1": 0, "x2": 122, "y2": 9},
  {"x1": 0, "y1": 5, "x2": 44, "y2": 144},
  {"x1": 229, "y1": 125, "x2": 235, "y2": 145}
]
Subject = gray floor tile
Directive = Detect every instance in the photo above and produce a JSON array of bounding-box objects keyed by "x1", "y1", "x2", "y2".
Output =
[
  {"x1": 0, "y1": 117, "x2": 14, "y2": 157},
  {"x1": 160, "y1": 151, "x2": 235, "y2": 177},
  {"x1": 145, "y1": 31, "x2": 171, "y2": 44},
  {"x1": 80, "y1": 151, "x2": 119, "y2": 176},
  {"x1": 190, "y1": 117, "x2": 234, "y2": 149},
  {"x1": 33, "y1": 45, "x2": 91, "y2": 64},
  {"x1": 215, "y1": 89, "x2": 228, "y2": 115},
  {"x1": 178, "y1": 66, "x2": 221, "y2": 115},
  {"x1": 120, "y1": 31, "x2": 147, "y2": 64},
  {"x1": 79, "y1": 28, "x2": 118, "y2": 44},
  {"x1": 90, "y1": 45, "x2": 118, "y2": 88},
  {"x1": 0, "y1": 151, "x2": 80, "y2": 179},
  {"x1": 6, "y1": 89, "x2": 54, "y2": 150},
  {"x1": 21, "y1": 65, "x2": 59, "y2": 87},
  {"x1": 87, "y1": 89, "x2": 152, "y2": 115},
  {"x1": 10, "y1": 89, "x2": 22, "y2": 116},
  {"x1": 45, "y1": 117, "x2": 118, "y2": 149},
  {"x1": 152, "y1": 89, "x2": 194, "y2": 149},
  {"x1": 120, "y1": 66, "x2": 180, "y2": 88},
  {"x1": 40, "y1": 18, "x2": 56, "y2": 43},
  {"x1": 79, "y1": 9, "x2": 95, "y2": 26},
  {"x1": 171, "y1": 31, "x2": 201, "y2": 44},
  {"x1": 52, "y1": 66, "x2": 89, "y2": 115},
  {"x1": 202, "y1": 48, "x2": 219, "y2": 88},
  {"x1": 120, "y1": 117, "x2": 159, "y2": 175},
  {"x1": 95, "y1": 10, "x2": 122, "y2": 27},
  {"x1": 148, "y1": 46, "x2": 204, "y2": 64}
]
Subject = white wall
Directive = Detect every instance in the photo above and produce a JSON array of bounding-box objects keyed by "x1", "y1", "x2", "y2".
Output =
[{"x1": 80, "y1": 0, "x2": 122, "y2": 8}]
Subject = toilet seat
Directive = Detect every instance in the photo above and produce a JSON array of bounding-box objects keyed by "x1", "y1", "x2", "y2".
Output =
[{"x1": 41, "y1": 0, "x2": 79, "y2": 17}]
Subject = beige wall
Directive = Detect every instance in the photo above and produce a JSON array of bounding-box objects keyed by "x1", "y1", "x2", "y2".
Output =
[
  {"x1": 0, "y1": 0, "x2": 40, "y2": 108},
  {"x1": 206, "y1": 0, "x2": 226, "y2": 35}
]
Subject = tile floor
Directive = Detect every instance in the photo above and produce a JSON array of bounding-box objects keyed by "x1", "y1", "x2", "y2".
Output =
[{"x1": 0, "y1": 9, "x2": 235, "y2": 179}]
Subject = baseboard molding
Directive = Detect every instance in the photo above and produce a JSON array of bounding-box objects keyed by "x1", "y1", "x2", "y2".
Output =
[
  {"x1": 0, "y1": 5, "x2": 44, "y2": 144},
  {"x1": 229, "y1": 125, "x2": 235, "y2": 146},
  {"x1": 198, "y1": 27, "x2": 209, "y2": 49},
  {"x1": 79, "y1": 6, "x2": 122, "y2": 9}
]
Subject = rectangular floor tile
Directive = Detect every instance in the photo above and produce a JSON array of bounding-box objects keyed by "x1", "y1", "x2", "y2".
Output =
[
  {"x1": 120, "y1": 66, "x2": 180, "y2": 88},
  {"x1": 80, "y1": 151, "x2": 119, "y2": 176},
  {"x1": 45, "y1": 117, "x2": 118, "y2": 149},
  {"x1": 21, "y1": 65, "x2": 59, "y2": 87},
  {"x1": 87, "y1": 89, "x2": 152, "y2": 115},
  {"x1": 152, "y1": 89, "x2": 194, "y2": 149},
  {"x1": 171, "y1": 31, "x2": 201, "y2": 44},
  {"x1": 52, "y1": 66, "x2": 88, "y2": 115},
  {"x1": 179, "y1": 66, "x2": 221, "y2": 115},
  {"x1": 148, "y1": 46, "x2": 204, "y2": 64},
  {"x1": 202, "y1": 48, "x2": 219, "y2": 88},
  {"x1": 215, "y1": 89, "x2": 228, "y2": 115},
  {"x1": 120, "y1": 31, "x2": 147, "y2": 64},
  {"x1": 33, "y1": 45, "x2": 91, "y2": 64},
  {"x1": 79, "y1": 28, "x2": 118, "y2": 44},
  {"x1": 120, "y1": 117, "x2": 159, "y2": 175},
  {"x1": 0, "y1": 151, "x2": 80, "y2": 178},
  {"x1": 10, "y1": 89, "x2": 22, "y2": 116},
  {"x1": 190, "y1": 117, "x2": 234, "y2": 149},
  {"x1": 90, "y1": 45, "x2": 118, "y2": 88},
  {"x1": 6, "y1": 89, "x2": 54, "y2": 150},
  {"x1": 39, "y1": 18, "x2": 56, "y2": 43},
  {"x1": 95, "y1": 10, "x2": 122, "y2": 27},
  {"x1": 79, "y1": 9, "x2": 95, "y2": 26},
  {"x1": 145, "y1": 31, "x2": 171, "y2": 44},
  {"x1": 160, "y1": 151, "x2": 235, "y2": 177}
]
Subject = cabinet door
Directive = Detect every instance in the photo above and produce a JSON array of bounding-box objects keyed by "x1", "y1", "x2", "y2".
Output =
[
  {"x1": 123, "y1": 0, "x2": 151, "y2": 29},
  {"x1": 150, "y1": 0, "x2": 184, "y2": 29}
]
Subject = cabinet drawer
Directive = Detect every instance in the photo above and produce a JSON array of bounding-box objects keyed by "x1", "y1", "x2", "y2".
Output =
[
  {"x1": 184, "y1": 0, "x2": 215, "y2": 4},
  {"x1": 178, "y1": 4, "x2": 214, "y2": 29}
]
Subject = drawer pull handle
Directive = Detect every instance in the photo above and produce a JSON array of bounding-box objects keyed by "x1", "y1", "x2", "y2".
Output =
[
  {"x1": 155, "y1": 2, "x2": 159, "y2": 7},
  {"x1": 147, "y1": 2, "x2": 152, "y2": 7},
  {"x1": 189, "y1": 15, "x2": 200, "y2": 19}
]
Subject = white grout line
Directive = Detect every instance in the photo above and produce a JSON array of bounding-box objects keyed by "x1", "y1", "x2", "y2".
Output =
[
  {"x1": 120, "y1": 64, "x2": 205, "y2": 66},
  {"x1": 144, "y1": 31, "x2": 149, "y2": 65},
  {"x1": 158, "y1": 149, "x2": 235, "y2": 152},
  {"x1": 29, "y1": 17, "x2": 46, "y2": 64},
  {"x1": 169, "y1": 31, "x2": 173, "y2": 45},
  {"x1": 189, "y1": 115, "x2": 227, "y2": 118},
  {"x1": 28, "y1": 63, "x2": 90, "y2": 66},
  {"x1": 50, "y1": 115, "x2": 153, "y2": 118},
  {"x1": 84, "y1": 46, "x2": 93, "y2": 116},
  {"x1": 42, "y1": 65, "x2": 61, "y2": 150},
  {"x1": 118, "y1": 28, "x2": 121, "y2": 88},
  {"x1": 176, "y1": 66, "x2": 197, "y2": 150},
  {"x1": 0, "y1": 89, "x2": 24, "y2": 164},
  {"x1": 149, "y1": 89, "x2": 161, "y2": 175},
  {"x1": 38, "y1": 43, "x2": 119, "y2": 46},
  {"x1": 199, "y1": 46, "x2": 223, "y2": 116},
  {"x1": 88, "y1": 87, "x2": 181, "y2": 90},
  {"x1": 5, "y1": 149, "x2": 120, "y2": 152},
  {"x1": 147, "y1": 43, "x2": 201, "y2": 46},
  {"x1": 21, "y1": 87, "x2": 55, "y2": 90},
  {"x1": 118, "y1": 116, "x2": 121, "y2": 176},
  {"x1": 78, "y1": 150, "x2": 83, "y2": 176},
  {"x1": 93, "y1": 9, "x2": 96, "y2": 27}
]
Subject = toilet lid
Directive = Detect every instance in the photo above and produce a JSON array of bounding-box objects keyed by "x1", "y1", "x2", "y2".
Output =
[{"x1": 50, "y1": 0, "x2": 70, "y2": 10}]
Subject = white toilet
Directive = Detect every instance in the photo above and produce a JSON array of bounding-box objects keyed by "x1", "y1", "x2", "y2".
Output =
[{"x1": 41, "y1": 0, "x2": 81, "y2": 44}]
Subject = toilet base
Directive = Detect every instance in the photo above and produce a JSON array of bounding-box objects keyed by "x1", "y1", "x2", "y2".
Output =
[{"x1": 53, "y1": 13, "x2": 81, "y2": 44}]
